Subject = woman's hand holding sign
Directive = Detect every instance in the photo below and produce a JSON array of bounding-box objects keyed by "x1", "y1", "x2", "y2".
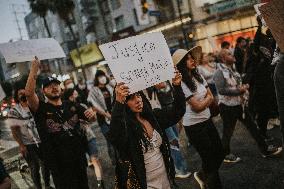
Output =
[{"x1": 115, "y1": 82, "x2": 130, "y2": 104}]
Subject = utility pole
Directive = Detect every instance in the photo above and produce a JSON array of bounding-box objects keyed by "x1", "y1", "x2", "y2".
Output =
[
  {"x1": 177, "y1": 0, "x2": 189, "y2": 49},
  {"x1": 10, "y1": 4, "x2": 28, "y2": 41}
]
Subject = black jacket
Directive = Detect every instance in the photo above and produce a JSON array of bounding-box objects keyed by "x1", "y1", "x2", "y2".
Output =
[
  {"x1": 108, "y1": 85, "x2": 185, "y2": 189},
  {"x1": 234, "y1": 46, "x2": 245, "y2": 74}
]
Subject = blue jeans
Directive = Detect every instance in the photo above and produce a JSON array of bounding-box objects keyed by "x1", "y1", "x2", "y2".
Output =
[
  {"x1": 100, "y1": 123, "x2": 115, "y2": 163},
  {"x1": 165, "y1": 125, "x2": 189, "y2": 174}
]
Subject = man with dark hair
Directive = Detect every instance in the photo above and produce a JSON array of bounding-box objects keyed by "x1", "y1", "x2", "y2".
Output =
[
  {"x1": 221, "y1": 41, "x2": 230, "y2": 49},
  {"x1": 25, "y1": 58, "x2": 96, "y2": 189},
  {"x1": 7, "y1": 80, "x2": 52, "y2": 189},
  {"x1": 234, "y1": 37, "x2": 247, "y2": 74}
]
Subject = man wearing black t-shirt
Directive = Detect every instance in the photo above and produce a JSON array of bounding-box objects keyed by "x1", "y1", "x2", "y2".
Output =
[{"x1": 25, "y1": 57, "x2": 96, "y2": 189}]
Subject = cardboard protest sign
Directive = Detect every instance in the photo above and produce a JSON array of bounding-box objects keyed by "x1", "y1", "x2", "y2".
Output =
[
  {"x1": 99, "y1": 32, "x2": 175, "y2": 94},
  {"x1": 0, "y1": 38, "x2": 66, "y2": 63},
  {"x1": 0, "y1": 85, "x2": 6, "y2": 102},
  {"x1": 259, "y1": 0, "x2": 284, "y2": 52},
  {"x1": 254, "y1": 3, "x2": 267, "y2": 27}
]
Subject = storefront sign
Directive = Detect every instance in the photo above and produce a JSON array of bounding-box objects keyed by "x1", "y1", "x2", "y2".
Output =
[
  {"x1": 207, "y1": 0, "x2": 258, "y2": 15},
  {"x1": 70, "y1": 43, "x2": 104, "y2": 67},
  {"x1": 99, "y1": 32, "x2": 175, "y2": 93},
  {"x1": 112, "y1": 26, "x2": 136, "y2": 41}
]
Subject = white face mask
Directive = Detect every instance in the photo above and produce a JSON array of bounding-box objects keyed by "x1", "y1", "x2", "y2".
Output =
[
  {"x1": 109, "y1": 79, "x2": 116, "y2": 87},
  {"x1": 66, "y1": 83, "x2": 74, "y2": 89},
  {"x1": 98, "y1": 76, "x2": 107, "y2": 85}
]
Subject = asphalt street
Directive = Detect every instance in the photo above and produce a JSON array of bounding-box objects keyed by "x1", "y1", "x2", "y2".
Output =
[{"x1": 1, "y1": 117, "x2": 284, "y2": 189}]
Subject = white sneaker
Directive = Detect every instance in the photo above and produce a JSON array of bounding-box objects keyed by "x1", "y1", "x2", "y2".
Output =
[
  {"x1": 194, "y1": 172, "x2": 206, "y2": 189},
  {"x1": 175, "y1": 171, "x2": 192, "y2": 179},
  {"x1": 223, "y1": 154, "x2": 242, "y2": 163}
]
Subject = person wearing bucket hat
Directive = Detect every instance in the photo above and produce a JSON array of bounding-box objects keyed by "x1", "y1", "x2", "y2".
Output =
[
  {"x1": 25, "y1": 57, "x2": 96, "y2": 189},
  {"x1": 174, "y1": 46, "x2": 225, "y2": 189}
]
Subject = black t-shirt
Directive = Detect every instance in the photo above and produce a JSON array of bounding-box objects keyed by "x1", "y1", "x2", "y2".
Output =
[
  {"x1": 156, "y1": 89, "x2": 174, "y2": 108},
  {"x1": 75, "y1": 85, "x2": 89, "y2": 105},
  {"x1": 97, "y1": 87, "x2": 112, "y2": 126},
  {"x1": 33, "y1": 100, "x2": 88, "y2": 167}
]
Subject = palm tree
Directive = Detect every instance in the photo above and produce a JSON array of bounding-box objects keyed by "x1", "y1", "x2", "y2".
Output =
[{"x1": 28, "y1": 0, "x2": 53, "y2": 37}]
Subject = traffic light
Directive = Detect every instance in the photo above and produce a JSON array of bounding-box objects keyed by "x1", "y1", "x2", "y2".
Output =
[{"x1": 141, "y1": 0, "x2": 148, "y2": 14}]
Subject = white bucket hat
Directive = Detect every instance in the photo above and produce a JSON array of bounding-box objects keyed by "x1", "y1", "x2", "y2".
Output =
[{"x1": 172, "y1": 46, "x2": 202, "y2": 65}]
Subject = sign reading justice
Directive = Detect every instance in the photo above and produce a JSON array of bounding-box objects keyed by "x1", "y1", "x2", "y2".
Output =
[{"x1": 99, "y1": 32, "x2": 175, "y2": 93}]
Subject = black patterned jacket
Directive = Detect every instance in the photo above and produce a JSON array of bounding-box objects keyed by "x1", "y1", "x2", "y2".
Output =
[{"x1": 108, "y1": 85, "x2": 186, "y2": 189}]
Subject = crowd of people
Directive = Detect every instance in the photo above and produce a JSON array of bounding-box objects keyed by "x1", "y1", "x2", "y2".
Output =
[{"x1": 0, "y1": 15, "x2": 283, "y2": 189}]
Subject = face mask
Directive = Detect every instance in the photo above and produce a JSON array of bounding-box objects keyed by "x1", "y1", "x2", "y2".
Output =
[
  {"x1": 98, "y1": 76, "x2": 107, "y2": 85},
  {"x1": 78, "y1": 84, "x2": 86, "y2": 90},
  {"x1": 109, "y1": 79, "x2": 116, "y2": 87},
  {"x1": 66, "y1": 83, "x2": 74, "y2": 89}
]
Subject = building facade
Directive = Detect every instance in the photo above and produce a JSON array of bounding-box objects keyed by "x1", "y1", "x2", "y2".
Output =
[
  {"x1": 190, "y1": 0, "x2": 261, "y2": 52},
  {"x1": 24, "y1": 4, "x2": 88, "y2": 75}
]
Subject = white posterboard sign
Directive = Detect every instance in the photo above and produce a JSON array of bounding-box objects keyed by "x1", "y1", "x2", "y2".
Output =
[
  {"x1": 0, "y1": 38, "x2": 66, "y2": 63},
  {"x1": 0, "y1": 85, "x2": 6, "y2": 102},
  {"x1": 254, "y1": 3, "x2": 267, "y2": 27},
  {"x1": 99, "y1": 32, "x2": 175, "y2": 94}
]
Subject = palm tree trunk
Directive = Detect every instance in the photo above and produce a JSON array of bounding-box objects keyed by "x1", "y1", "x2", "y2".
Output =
[{"x1": 43, "y1": 16, "x2": 52, "y2": 37}]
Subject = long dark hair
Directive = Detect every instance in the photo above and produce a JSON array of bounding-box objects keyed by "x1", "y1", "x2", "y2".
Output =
[
  {"x1": 176, "y1": 53, "x2": 204, "y2": 92},
  {"x1": 94, "y1": 70, "x2": 109, "y2": 86},
  {"x1": 14, "y1": 78, "x2": 28, "y2": 103},
  {"x1": 113, "y1": 91, "x2": 159, "y2": 152}
]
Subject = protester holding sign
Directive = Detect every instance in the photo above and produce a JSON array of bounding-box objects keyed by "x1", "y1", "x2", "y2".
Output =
[
  {"x1": 25, "y1": 57, "x2": 96, "y2": 189},
  {"x1": 87, "y1": 70, "x2": 115, "y2": 164},
  {"x1": 174, "y1": 46, "x2": 224, "y2": 189},
  {"x1": 108, "y1": 69, "x2": 185, "y2": 189}
]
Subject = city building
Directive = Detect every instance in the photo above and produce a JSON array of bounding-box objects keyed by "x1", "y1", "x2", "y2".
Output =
[
  {"x1": 0, "y1": 54, "x2": 29, "y2": 82},
  {"x1": 25, "y1": 1, "x2": 91, "y2": 77},
  {"x1": 140, "y1": 0, "x2": 193, "y2": 49},
  {"x1": 190, "y1": 0, "x2": 261, "y2": 52},
  {"x1": 79, "y1": 0, "x2": 113, "y2": 44}
]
